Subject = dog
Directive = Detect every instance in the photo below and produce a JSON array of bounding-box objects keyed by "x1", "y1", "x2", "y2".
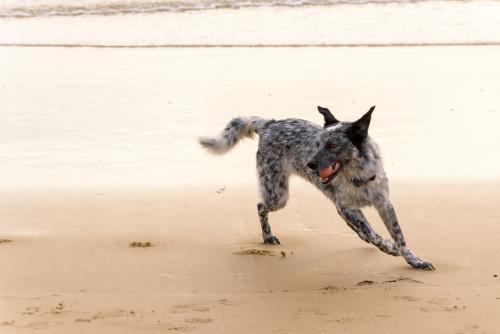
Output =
[{"x1": 199, "y1": 106, "x2": 434, "y2": 270}]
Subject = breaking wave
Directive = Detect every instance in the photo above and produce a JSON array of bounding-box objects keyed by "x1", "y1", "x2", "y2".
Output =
[{"x1": 0, "y1": 0, "x2": 469, "y2": 18}]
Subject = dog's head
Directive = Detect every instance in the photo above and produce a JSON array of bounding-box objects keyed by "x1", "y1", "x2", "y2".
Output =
[{"x1": 307, "y1": 106, "x2": 375, "y2": 184}]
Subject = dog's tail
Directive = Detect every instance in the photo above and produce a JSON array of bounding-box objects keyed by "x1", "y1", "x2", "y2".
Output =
[{"x1": 199, "y1": 117, "x2": 272, "y2": 155}]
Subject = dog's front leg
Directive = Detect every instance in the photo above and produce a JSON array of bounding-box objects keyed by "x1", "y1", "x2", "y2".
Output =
[
  {"x1": 337, "y1": 207, "x2": 400, "y2": 256},
  {"x1": 374, "y1": 199, "x2": 435, "y2": 270}
]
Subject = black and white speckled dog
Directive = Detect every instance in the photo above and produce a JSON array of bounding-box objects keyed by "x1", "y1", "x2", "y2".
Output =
[{"x1": 199, "y1": 106, "x2": 434, "y2": 270}]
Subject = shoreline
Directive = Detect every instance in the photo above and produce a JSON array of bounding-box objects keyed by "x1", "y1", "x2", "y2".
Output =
[
  {"x1": 2, "y1": 1, "x2": 499, "y2": 46},
  {"x1": 2, "y1": 42, "x2": 500, "y2": 48}
]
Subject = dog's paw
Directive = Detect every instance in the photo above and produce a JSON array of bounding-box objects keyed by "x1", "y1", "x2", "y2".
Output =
[
  {"x1": 411, "y1": 260, "x2": 435, "y2": 270},
  {"x1": 406, "y1": 256, "x2": 435, "y2": 270},
  {"x1": 401, "y1": 247, "x2": 435, "y2": 270},
  {"x1": 263, "y1": 235, "x2": 280, "y2": 245}
]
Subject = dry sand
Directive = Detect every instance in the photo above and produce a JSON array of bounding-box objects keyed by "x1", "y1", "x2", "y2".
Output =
[{"x1": 1, "y1": 46, "x2": 500, "y2": 333}]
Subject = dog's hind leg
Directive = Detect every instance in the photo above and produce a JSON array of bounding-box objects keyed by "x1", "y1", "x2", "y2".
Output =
[
  {"x1": 256, "y1": 154, "x2": 289, "y2": 245},
  {"x1": 336, "y1": 207, "x2": 400, "y2": 256},
  {"x1": 257, "y1": 203, "x2": 281, "y2": 245}
]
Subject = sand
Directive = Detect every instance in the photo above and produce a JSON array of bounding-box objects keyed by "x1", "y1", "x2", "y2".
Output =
[
  {"x1": 1, "y1": 184, "x2": 500, "y2": 333},
  {"x1": 1, "y1": 45, "x2": 500, "y2": 333}
]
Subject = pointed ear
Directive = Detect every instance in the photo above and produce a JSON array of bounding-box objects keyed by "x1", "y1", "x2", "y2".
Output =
[
  {"x1": 347, "y1": 106, "x2": 375, "y2": 146},
  {"x1": 317, "y1": 106, "x2": 340, "y2": 128}
]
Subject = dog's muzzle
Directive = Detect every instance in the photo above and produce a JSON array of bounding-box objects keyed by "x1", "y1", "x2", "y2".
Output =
[{"x1": 307, "y1": 161, "x2": 342, "y2": 184}]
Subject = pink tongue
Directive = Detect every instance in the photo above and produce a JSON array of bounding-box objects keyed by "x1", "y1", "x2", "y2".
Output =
[{"x1": 319, "y1": 165, "x2": 333, "y2": 179}]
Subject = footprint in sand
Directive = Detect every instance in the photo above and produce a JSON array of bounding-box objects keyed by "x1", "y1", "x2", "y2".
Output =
[
  {"x1": 50, "y1": 302, "x2": 64, "y2": 315},
  {"x1": 74, "y1": 318, "x2": 92, "y2": 323},
  {"x1": 336, "y1": 316, "x2": 355, "y2": 324},
  {"x1": 294, "y1": 307, "x2": 328, "y2": 319},
  {"x1": 218, "y1": 299, "x2": 231, "y2": 306},
  {"x1": 0, "y1": 321, "x2": 15, "y2": 326},
  {"x1": 171, "y1": 304, "x2": 210, "y2": 314},
  {"x1": 325, "y1": 316, "x2": 355, "y2": 324},
  {"x1": 427, "y1": 297, "x2": 449, "y2": 305},
  {"x1": 318, "y1": 284, "x2": 348, "y2": 294},
  {"x1": 167, "y1": 325, "x2": 197, "y2": 332},
  {"x1": 90, "y1": 309, "x2": 128, "y2": 320},
  {"x1": 234, "y1": 249, "x2": 274, "y2": 256},
  {"x1": 170, "y1": 300, "x2": 221, "y2": 331},
  {"x1": 25, "y1": 321, "x2": 50, "y2": 329},
  {"x1": 21, "y1": 306, "x2": 40, "y2": 315},
  {"x1": 74, "y1": 310, "x2": 132, "y2": 324},
  {"x1": 184, "y1": 317, "x2": 213, "y2": 324},
  {"x1": 167, "y1": 317, "x2": 213, "y2": 333},
  {"x1": 420, "y1": 299, "x2": 466, "y2": 313},
  {"x1": 393, "y1": 295, "x2": 420, "y2": 302}
]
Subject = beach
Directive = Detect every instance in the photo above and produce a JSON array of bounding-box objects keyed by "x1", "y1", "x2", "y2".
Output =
[
  {"x1": 1, "y1": 1, "x2": 500, "y2": 333},
  {"x1": 1, "y1": 182, "x2": 500, "y2": 333}
]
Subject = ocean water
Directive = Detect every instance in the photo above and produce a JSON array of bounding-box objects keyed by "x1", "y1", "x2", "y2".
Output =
[{"x1": 0, "y1": 0, "x2": 499, "y2": 45}]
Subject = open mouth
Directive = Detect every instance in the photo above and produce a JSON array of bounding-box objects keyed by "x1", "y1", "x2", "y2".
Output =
[{"x1": 319, "y1": 162, "x2": 342, "y2": 184}]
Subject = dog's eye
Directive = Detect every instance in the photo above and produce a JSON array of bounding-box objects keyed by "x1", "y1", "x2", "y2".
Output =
[{"x1": 327, "y1": 143, "x2": 337, "y2": 150}]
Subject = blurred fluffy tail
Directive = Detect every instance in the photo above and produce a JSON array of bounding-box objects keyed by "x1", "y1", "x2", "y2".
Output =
[{"x1": 199, "y1": 117, "x2": 271, "y2": 155}]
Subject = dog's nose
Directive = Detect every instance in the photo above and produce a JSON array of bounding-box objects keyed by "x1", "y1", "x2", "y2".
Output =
[{"x1": 307, "y1": 161, "x2": 317, "y2": 170}]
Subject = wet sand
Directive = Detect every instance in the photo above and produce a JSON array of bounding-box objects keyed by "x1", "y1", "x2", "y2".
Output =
[{"x1": 1, "y1": 46, "x2": 500, "y2": 333}]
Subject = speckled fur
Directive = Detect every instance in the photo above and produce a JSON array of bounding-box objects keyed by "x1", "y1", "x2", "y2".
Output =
[{"x1": 199, "y1": 107, "x2": 434, "y2": 270}]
